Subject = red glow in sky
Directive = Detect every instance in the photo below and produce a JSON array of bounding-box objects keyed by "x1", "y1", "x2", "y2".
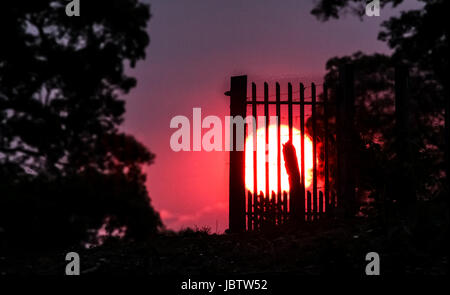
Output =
[{"x1": 123, "y1": 0, "x2": 418, "y2": 232}]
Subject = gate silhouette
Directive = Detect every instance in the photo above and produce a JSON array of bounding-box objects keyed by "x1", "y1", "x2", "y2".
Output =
[
  {"x1": 227, "y1": 70, "x2": 349, "y2": 232},
  {"x1": 227, "y1": 65, "x2": 412, "y2": 232}
]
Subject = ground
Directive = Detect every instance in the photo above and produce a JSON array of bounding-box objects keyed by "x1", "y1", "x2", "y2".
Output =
[{"x1": 1, "y1": 217, "x2": 447, "y2": 276}]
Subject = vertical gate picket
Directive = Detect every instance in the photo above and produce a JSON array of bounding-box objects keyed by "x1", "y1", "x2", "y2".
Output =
[
  {"x1": 264, "y1": 83, "x2": 270, "y2": 205},
  {"x1": 276, "y1": 83, "x2": 282, "y2": 225},
  {"x1": 258, "y1": 191, "x2": 264, "y2": 230},
  {"x1": 287, "y1": 83, "x2": 295, "y2": 220},
  {"x1": 264, "y1": 190, "x2": 268, "y2": 228},
  {"x1": 288, "y1": 83, "x2": 293, "y2": 141},
  {"x1": 312, "y1": 83, "x2": 318, "y2": 221},
  {"x1": 251, "y1": 83, "x2": 257, "y2": 230},
  {"x1": 307, "y1": 191, "x2": 312, "y2": 221},
  {"x1": 247, "y1": 191, "x2": 252, "y2": 230},
  {"x1": 300, "y1": 83, "x2": 306, "y2": 221},
  {"x1": 271, "y1": 191, "x2": 276, "y2": 226},
  {"x1": 319, "y1": 191, "x2": 324, "y2": 217}
]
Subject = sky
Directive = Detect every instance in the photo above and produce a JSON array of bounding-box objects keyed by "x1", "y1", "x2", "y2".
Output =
[{"x1": 122, "y1": 0, "x2": 421, "y2": 232}]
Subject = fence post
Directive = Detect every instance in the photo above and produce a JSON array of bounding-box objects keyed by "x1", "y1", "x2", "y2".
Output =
[
  {"x1": 395, "y1": 65, "x2": 416, "y2": 209},
  {"x1": 337, "y1": 64, "x2": 356, "y2": 217},
  {"x1": 323, "y1": 84, "x2": 330, "y2": 215},
  {"x1": 311, "y1": 83, "x2": 318, "y2": 219},
  {"x1": 446, "y1": 76, "x2": 450, "y2": 215},
  {"x1": 228, "y1": 75, "x2": 247, "y2": 233}
]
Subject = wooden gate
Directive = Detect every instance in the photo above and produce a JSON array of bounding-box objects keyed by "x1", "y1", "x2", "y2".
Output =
[{"x1": 227, "y1": 66, "x2": 357, "y2": 232}]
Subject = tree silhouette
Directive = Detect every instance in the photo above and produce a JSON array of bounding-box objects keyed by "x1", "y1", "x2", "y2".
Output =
[
  {"x1": 0, "y1": 0, "x2": 161, "y2": 248},
  {"x1": 311, "y1": 0, "x2": 448, "y2": 212},
  {"x1": 312, "y1": 0, "x2": 448, "y2": 89}
]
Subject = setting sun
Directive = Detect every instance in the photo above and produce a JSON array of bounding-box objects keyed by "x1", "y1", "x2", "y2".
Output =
[{"x1": 245, "y1": 125, "x2": 314, "y2": 194}]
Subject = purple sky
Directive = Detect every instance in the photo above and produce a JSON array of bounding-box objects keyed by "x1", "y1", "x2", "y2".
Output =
[{"x1": 122, "y1": 0, "x2": 421, "y2": 232}]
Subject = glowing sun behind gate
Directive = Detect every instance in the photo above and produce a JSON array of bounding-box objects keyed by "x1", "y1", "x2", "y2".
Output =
[{"x1": 245, "y1": 125, "x2": 313, "y2": 194}]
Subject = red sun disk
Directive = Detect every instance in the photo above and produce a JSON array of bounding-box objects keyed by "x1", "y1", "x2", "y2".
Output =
[{"x1": 245, "y1": 124, "x2": 314, "y2": 194}]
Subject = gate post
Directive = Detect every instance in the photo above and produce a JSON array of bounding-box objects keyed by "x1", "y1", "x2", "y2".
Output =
[
  {"x1": 228, "y1": 75, "x2": 247, "y2": 232},
  {"x1": 395, "y1": 65, "x2": 416, "y2": 209},
  {"x1": 446, "y1": 74, "x2": 450, "y2": 215},
  {"x1": 337, "y1": 64, "x2": 356, "y2": 217}
]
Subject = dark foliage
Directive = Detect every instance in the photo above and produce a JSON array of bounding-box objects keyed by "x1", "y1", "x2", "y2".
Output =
[
  {"x1": 309, "y1": 1, "x2": 449, "y2": 252},
  {"x1": 310, "y1": 0, "x2": 448, "y2": 207},
  {"x1": 312, "y1": 0, "x2": 448, "y2": 89},
  {"x1": 0, "y1": 0, "x2": 162, "y2": 248},
  {"x1": 322, "y1": 53, "x2": 445, "y2": 203}
]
